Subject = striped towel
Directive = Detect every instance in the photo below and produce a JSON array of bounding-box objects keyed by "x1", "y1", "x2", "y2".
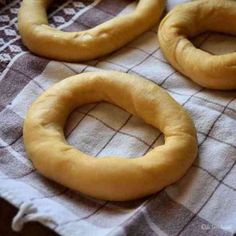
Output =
[{"x1": 0, "y1": 0, "x2": 236, "y2": 235}]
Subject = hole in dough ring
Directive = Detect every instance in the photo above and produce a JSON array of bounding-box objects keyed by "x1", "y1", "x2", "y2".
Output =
[
  {"x1": 158, "y1": 0, "x2": 236, "y2": 90},
  {"x1": 18, "y1": 0, "x2": 165, "y2": 62},
  {"x1": 23, "y1": 71, "x2": 198, "y2": 201}
]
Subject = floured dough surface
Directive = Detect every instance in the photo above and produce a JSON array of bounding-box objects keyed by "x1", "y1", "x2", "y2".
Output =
[
  {"x1": 158, "y1": 0, "x2": 236, "y2": 90},
  {"x1": 24, "y1": 71, "x2": 198, "y2": 201},
  {"x1": 18, "y1": 0, "x2": 165, "y2": 61}
]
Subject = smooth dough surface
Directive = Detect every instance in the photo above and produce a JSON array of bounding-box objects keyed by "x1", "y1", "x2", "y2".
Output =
[
  {"x1": 23, "y1": 71, "x2": 198, "y2": 201},
  {"x1": 158, "y1": 0, "x2": 236, "y2": 90},
  {"x1": 18, "y1": 0, "x2": 165, "y2": 61}
]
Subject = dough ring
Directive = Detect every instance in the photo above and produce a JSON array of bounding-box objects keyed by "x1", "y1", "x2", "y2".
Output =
[
  {"x1": 24, "y1": 71, "x2": 198, "y2": 201},
  {"x1": 158, "y1": 0, "x2": 236, "y2": 90},
  {"x1": 18, "y1": 0, "x2": 165, "y2": 61}
]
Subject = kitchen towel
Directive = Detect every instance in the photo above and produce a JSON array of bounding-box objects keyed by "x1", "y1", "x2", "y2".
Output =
[{"x1": 0, "y1": 0, "x2": 236, "y2": 235}]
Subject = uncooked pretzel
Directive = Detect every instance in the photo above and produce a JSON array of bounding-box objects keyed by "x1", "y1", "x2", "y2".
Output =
[
  {"x1": 158, "y1": 0, "x2": 236, "y2": 90},
  {"x1": 18, "y1": 0, "x2": 165, "y2": 61},
  {"x1": 23, "y1": 71, "x2": 197, "y2": 201}
]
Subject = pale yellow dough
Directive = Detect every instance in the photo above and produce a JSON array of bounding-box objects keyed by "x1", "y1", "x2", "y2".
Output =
[
  {"x1": 158, "y1": 0, "x2": 236, "y2": 90},
  {"x1": 18, "y1": 0, "x2": 165, "y2": 61},
  {"x1": 23, "y1": 71, "x2": 197, "y2": 201}
]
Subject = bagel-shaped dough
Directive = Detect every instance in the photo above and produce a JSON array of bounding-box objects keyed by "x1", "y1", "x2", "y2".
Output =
[
  {"x1": 158, "y1": 0, "x2": 236, "y2": 90},
  {"x1": 23, "y1": 71, "x2": 197, "y2": 201},
  {"x1": 18, "y1": 0, "x2": 165, "y2": 61}
]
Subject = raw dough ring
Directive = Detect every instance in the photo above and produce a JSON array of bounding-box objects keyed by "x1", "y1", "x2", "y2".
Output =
[
  {"x1": 158, "y1": 0, "x2": 236, "y2": 90},
  {"x1": 24, "y1": 71, "x2": 198, "y2": 201},
  {"x1": 18, "y1": 0, "x2": 165, "y2": 61}
]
